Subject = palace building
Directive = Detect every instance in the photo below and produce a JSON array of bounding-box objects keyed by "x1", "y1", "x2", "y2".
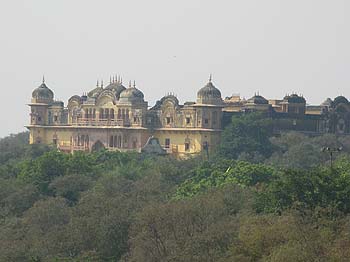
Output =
[
  {"x1": 27, "y1": 75, "x2": 350, "y2": 156},
  {"x1": 27, "y1": 76, "x2": 223, "y2": 156}
]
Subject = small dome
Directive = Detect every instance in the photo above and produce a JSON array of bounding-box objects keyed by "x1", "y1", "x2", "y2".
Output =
[
  {"x1": 197, "y1": 82, "x2": 221, "y2": 99},
  {"x1": 284, "y1": 94, "x2": 306, "y2": 104},
  {"x1": 160, "y1": 94, "x2": 179, "y2": 105},
  {"x1": 321, "y1": 98, "x2": 333, "y2": 107},
  {"x1": 247, "y1": 95, "x2": 268, "y2": 105},
  {"x1": 119, "y1": 82, "x2": 144, "y2": 103},
  {"x1": 333, "y1": 96, "x2": 349, "y2": 106},
  {"x1": 151, "y1": 94, "x2": 179, "y2": 110},
  {"x1": 32, "y1": 81, "x2": 54, "y2": 102},
  {"x1": 87, "y1": 86, "x2": 103, "y2": 98},
  {"x1": 105, "y1": 81, "x2": 126, "y2": 99},
  {"x1": 197, "y1": 77, "x2": 222, "y2": 104}
]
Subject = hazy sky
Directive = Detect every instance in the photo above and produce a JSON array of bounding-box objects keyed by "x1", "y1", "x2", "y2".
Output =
[{"x1": 0, "y1": 0, "x2": 349, "y2": 137}]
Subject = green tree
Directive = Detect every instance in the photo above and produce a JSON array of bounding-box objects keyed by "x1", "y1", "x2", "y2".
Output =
[
  {"x1": 219, "y1": 112, "x2": 274, "y2": 160},
  {"x1": 66, "y1": 151, "x2": 99, "y2": 176},
  {"x1": 2, "y1": 197, "x2": 72, "y2": 261},
  {"x1": 49, "y1": 174, "x2": 93, "y2": 204},
  {"x1": 128, "y1": 186, "x2": 249, "y2": 262},
  {"x1": 255, "y1": 160, "x2": 350, "y2": 214},
  {"x1": 0, "y1": 132, "x2": 29, "y2": 164},
  {"x1": 18, "y1": 150, "x2": 68, "y2": 194},
  {"x1": 175, "y1": 160, "x2": 273, "y2": 198},
  {"x1": 0, "y1": 178, "x2": 39, "y2": 218},
  {"x1": 224, "y1": 212, "x2": 334, "y2": 262},
  {"x1": 267, "y1": 132, "x2": 350, "y2": 169}
]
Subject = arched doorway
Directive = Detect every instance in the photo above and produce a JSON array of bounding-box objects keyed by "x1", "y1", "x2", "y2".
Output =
[{"x1": 91, "y1": 140, "x2": 105, "y2": 152}]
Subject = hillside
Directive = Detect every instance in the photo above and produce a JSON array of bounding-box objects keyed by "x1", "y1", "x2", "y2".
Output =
[{"x1": 1, "y1": 115, "x2": 350, "y2": 261}]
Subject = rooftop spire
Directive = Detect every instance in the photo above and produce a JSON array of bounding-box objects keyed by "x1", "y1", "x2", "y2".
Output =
[
  {"x1": 133, "y1": 80, "x2": 136, "y2": 88},
  {"x1": 209, "y1": 74, "x2": 212, "y2": 82},
  {"x1": 42, "y1": 75, "x2": 45, "y2": 84},
  {"x1": 96, "y1": 80, "x2": 99, "y2": 87},
  {"x1": 101, "y1": 80, "x2": 104, "y2": 88},
  {"x1": 129, "y1": 80, "x2": 132, "y2": 88}
]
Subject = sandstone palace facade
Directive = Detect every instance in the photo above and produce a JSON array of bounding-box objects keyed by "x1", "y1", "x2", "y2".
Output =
[{"x1": 27, "y1": 76, "x2": 350, "y2": 156}]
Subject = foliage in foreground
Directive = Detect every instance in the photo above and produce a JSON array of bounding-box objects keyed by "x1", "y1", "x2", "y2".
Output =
[
  {"x1": 2, "y1": 115, "x2": 350, "y2": 261},
  {"x1": 174, "y1": 160, "x2": 274, "y2": 199}
]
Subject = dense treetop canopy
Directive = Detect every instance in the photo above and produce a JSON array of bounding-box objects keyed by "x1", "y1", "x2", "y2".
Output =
[{"x1": 1, "y1": 114, "x2": 350, "y2": 261}]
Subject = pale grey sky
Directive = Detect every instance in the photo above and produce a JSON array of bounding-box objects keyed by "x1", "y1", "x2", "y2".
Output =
[{"x1": 0, "y1": 0, "x2": 349, "y2": 137}]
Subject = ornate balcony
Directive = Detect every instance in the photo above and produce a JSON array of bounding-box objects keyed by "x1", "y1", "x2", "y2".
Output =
[
  {"x1": 58, "y1": 142, "x2": 90, "y2": 152},
  {"x1": 73, "y1": 118, "x2": 131, "y2": 127}
]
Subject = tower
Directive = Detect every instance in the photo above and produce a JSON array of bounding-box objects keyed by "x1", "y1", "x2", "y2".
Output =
[{"x1": 28, "y1": 78, "x2": 54, "y2": 143}]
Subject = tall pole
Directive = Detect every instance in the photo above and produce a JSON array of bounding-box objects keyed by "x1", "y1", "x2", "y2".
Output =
[
  {"x1": 330, "y1": 151, "x2": 333, "y2": 169},
  {"x1": 322, "y1": 147, "x2": 342, "y2": 169}
]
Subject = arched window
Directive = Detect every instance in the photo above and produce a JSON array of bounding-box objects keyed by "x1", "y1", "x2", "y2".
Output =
[
  {"x1": 110, "y1": 109, "x2": 115, "y2": 120},
  {"x1": 109, "y1": 136, "x2": 114, "y2": 147},
  {"x1": 80, "y1": 135, "x2": 85, "y2": 146},
  {"x1": 185, "y1": 137, "x2": 190, "y2": 152},
  {"x1": 85, "y1": 135, "x2": 89, "y2": 147},
  {"x1": 126, "y1": 109, "x2": 129, "y2": 120},
  {"x1": 118, "y1": 109, "x2": 121, "y2": 119},
  {"x1": 114, "y1": 135, "x2": 118, "y2": 148},
  {"x1": 122, "y1": 109, "x2": 125, "y2": 120},
  {"x1": 118, "y1": 135, "x2": 122, "y2": 148},
  {"x1": 92, "y1": 140, "x2": 105, "y2": 152},
  {"x1": 105, "y1": 109, "x2": 109, "y2": 120},
  {"x1": 212, "y1": 111, "x2": 217, "y2": 125}
]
